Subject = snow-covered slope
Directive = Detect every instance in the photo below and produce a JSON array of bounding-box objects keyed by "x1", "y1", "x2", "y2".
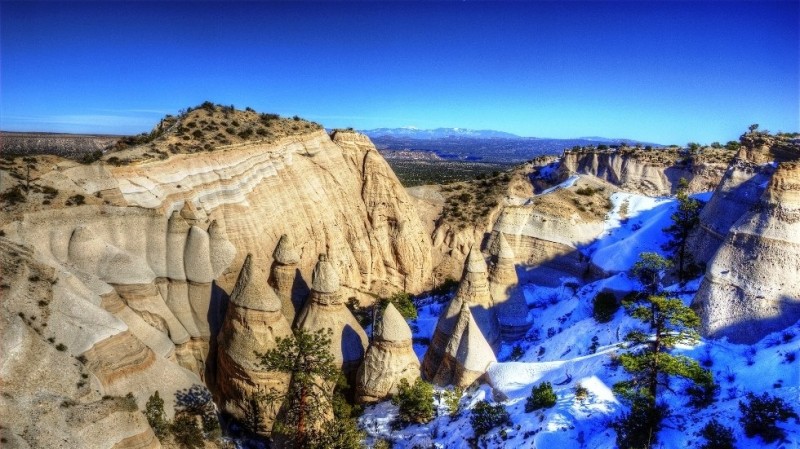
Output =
[{"x1": 360, "y1": 182, "x2": 799, "y2": 449}]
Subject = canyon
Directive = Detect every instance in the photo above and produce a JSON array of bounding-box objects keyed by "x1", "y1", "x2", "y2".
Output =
[{"x1": 1, "y1": 105, "x2": 798, "y2": 448}]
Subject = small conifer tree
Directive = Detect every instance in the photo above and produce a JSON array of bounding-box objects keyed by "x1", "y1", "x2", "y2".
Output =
[
  {"x1": 392, "y1": 378, "x2": 435, "y2": 425},
  {"x1": 259, "y1": 328, "x2": 341, "y2": 448},
  {"x1": 525, "y1": 382, "x2": 557, "y2": 412},
  {"x1": 144, "y1": 391, "x2": 169, "y2": 440},
  {"x1": 662, "y1": 178, "x2": 703, "y2": 281}
]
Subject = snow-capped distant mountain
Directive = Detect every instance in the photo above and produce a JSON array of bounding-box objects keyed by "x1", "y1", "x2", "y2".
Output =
[
  {"x1": 362, "y1": 127, "x2": 521, "y2": 139},
  {"x1": 360, "y1": 128, "x2": 661, "y2": 164}
]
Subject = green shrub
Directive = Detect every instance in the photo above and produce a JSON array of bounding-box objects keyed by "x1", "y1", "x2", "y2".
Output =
[
  {"x1": 79, "y1": 150, "x2": 103, "y2": 164},
  {"x1": 699, "y1": 419, "x2": 735, "y2": 449},
  {"x1": 121, "y1": 392, "x2": 138, "y2": 412},
  {"x1": 510, "y1": 345, "x2": 524, "y2": 361},
  {"x1": 612, "y1": 398, "x2": 667, "y2": 449},
  {"x1": 593, "y1": 291, "x2": 619, "y2": 323},
  {"x1": 525, "y1": 382, "x2": 556, "y2": 412},
  {"x1": 66, "y1": 194, "x2": 85, "y2": 206},
  {"x1": 55, "y1": 343, "x2": 67, "y2": 351},
  {"x1": 381, "y1": 292, "x2": 417, "y2": 319},
  {"x1": 171, "y1": 412, "x2": 204, "y2": 449},
  {"x1": 738, "y1": 392, "x2": 798, "y2": 443},
  {"x1": 574, "y1": 383, "x2": 589, "y2": 401},
  {"x1": 441, "y1": 386, "x2": 463, "y2": 418},
  {"x1": 392, "y1": 378, "x2": 434, "y2": 425},
  {"x1": 470, "y1": 400, "x2": 510, "y2": 435},
  {"x1": 1, "y1": 186, "x2": 26, "y2": 205},
  {"x1": 145, "y1": 392, "x2": 169, "y2": 439}
]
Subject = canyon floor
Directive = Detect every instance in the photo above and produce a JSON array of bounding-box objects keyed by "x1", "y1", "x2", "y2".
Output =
[{"x1": 360, "y1": 187, "x2": 800, "y2": 448}]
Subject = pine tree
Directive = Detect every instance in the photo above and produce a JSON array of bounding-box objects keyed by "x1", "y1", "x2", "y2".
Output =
[
  {"x1": 631, "y1": 252, "x2": 673, "y2": 295},
  {"x1": 662, "y1": 178, "x2": 703, "y2": 281},
  {"x1": 144, "y1": 391, "x2": 169, "y2": 440},
  {"x1": 613, "y1": 290, "x2": 713, "y2": 449},
  {"x1": 258, "y1": 328, "x2": 342, "y2": 449}
]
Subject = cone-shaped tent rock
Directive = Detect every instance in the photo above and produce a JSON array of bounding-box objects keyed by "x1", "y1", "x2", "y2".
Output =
[
  {"x1": 217, "y1": 254, "x2": 293, "y2": 435},
  {"x1": 453, "y1": 246, "x2": 501, "y2": 350},
  {"x1": 489, "y1": 233, "x2": 532, "y2": 341},
  {"x1": 268, "y1": 234, "x2": 309, "y2": 324},
  {"x1": 421, "y1": 301, "x2": 496, "y2": 388},
  {"x1": 355, "y1": 302, "x2": 421, "y2": 403},
  {"x1": 295, "y1": 254, "x2": 369, "y2": 377}
]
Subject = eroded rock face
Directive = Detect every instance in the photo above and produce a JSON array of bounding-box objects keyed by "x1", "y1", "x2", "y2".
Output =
[
  {"x1": 421, "y1": 248, "x2": 500, "y2": 387},
  {"x1": 456, "y1": 247, "x2": 501, "y2": 350},
  {"x1": 488, "y1": 233, "x2": 531, "y2": 341},
  {"x1": 0, "y1": 129, "x2": 429, "y2": 446},
  {"x1": 421, "y1": 300, "x2": 496, "y2": 388},
  {"x1": 294, "y1": 254, "x2": 369, "y2": 377},
  {"x1": 559, "y1": 150, "x2": 726, "y2": 196},
  {"x1": 216, "y1": 254, "x2": 293, "y2": 435},
  {"x1": 693, "y1": 161, "x2": 800, "y2": 343},
  {"x1": 268, "y1": 234, "x2": 308, "y2": 324},
  {"x1": 0, "y1": 238, "x2": 163, "y2": 449},
  {"x1": 355, "y1": 303, "x2": 421, "y2": 404}
]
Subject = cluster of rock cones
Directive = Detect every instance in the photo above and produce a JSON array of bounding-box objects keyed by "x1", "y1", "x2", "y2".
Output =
[{"x1": 216, "y1": 232, "x2": 530, "y2": 434}]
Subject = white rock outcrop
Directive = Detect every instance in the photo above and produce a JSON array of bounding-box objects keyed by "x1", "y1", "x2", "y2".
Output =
[{"x1": 693, "y1": 162, "x2": 800, "y2": 343}]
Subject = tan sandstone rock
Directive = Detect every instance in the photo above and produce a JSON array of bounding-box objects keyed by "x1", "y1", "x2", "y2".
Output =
[
  {"x1": 421, "y1": 300, "x2": 496, "y2": 388},
  {"x1": 692, "y1": 161, "x2": 800, "y2": 343},
  {"x1": 355, "y1": 303, "x2": 421, "y2": 403},
  {"x1": 295, "y1": 254, "x2": 369, "y2": 377},
  {"x1": 268, "y1": 234, "x2": 308, "y2": 324},
  {"x1": 217, "y1": 254, "x2": 293, "y2": 435},
  {"x1": 489, "y1": 233, "x2": 531, "y2": 341}
]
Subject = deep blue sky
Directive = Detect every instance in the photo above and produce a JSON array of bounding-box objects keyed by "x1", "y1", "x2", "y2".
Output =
[{"x1": 1, "y1": 1, "x2": 798, "y2": 144}]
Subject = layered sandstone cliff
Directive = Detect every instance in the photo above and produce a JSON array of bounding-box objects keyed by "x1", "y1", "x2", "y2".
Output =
[
  {"x1": 692, "y1": 161, "x2": 800, "y2": 343},
  {"x1": 0, "y1": 110, "x2": 431, "y2": 447},
  {"x1": 559, "y1": 148, "x2": 727, "y2": 196}
]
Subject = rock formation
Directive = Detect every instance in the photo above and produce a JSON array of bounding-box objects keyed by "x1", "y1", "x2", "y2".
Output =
[
  {"x1": 487, "y1": 182, "x2": 606, "y2": 285},
  {"x1": 559, "y1": 148, "x2": 726, "y2": 196},
  {"x1": 216, "y1": 254, "x2": 293, "y2": 435},
  {"x1": 294, "y1": 254, "x2": 369, "y2": 377},
  {"x1": 421, "y1": 300, "x2": 497, "y2": 388},
  {"x1": 692, "y1": 161, "x2": 800, "y2": 343},
  {"x1": 489, "y1": 233, "x2": 531, "y2": 341},
  {"x1": 355, "y1": 302, "x2": 420, "y2": 403},
  {"x1": 421, "y1": 247, "x2": 501, "y2": 387},
  {"x1": 268, "y1": 234, "x2": 308, "y2": 323},
  {"x1": 687, "y1": 133, "x2": 799, "y2": 264},
  {"x1": 456, "y1": 246, "x2": 501, "y2": 350}
]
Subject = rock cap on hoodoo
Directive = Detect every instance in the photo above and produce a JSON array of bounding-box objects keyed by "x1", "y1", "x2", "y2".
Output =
[
  {"x1": 168, "y1": 209, "x2": 190, "y2": 234},
  {"x1": 230, "y1": 254, "x2": 282, "y2": 312},
  {"x1": 376, "y1": 302, "x2": 412, "y2": 342},
  {"x1": 311, "y1": 253, "x2": 340, "y2": 293},
  {"x1": 466, "y1": 246, "x2": 488, "y2": 273},
  {"x1": 455, "y1": 304, "x2": 497, "y2": 372},
  {"x1": 273, "y1": 234, "x2": 300, "y2": 265},
  {"x1": 497, "y1": 233, "x2": 514, "y2": 260}
]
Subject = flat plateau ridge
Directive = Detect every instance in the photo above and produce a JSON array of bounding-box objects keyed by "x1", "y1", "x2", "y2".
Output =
[{"x1": 0, "y1": 105, "x2": 798, "y2": 448}]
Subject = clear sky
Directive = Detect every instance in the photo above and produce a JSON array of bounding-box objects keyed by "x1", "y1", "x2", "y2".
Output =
[{"x1": 1, "y1": 1, "x2": 798, "y2": 144}]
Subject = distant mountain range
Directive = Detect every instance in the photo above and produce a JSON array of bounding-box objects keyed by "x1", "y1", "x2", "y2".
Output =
[
  {"x1": 363, "y1": 127, "x2": 521, "y2": 139},
  {"x1": 360, "y1": 127, "x2": 659, "y2": 164}
]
